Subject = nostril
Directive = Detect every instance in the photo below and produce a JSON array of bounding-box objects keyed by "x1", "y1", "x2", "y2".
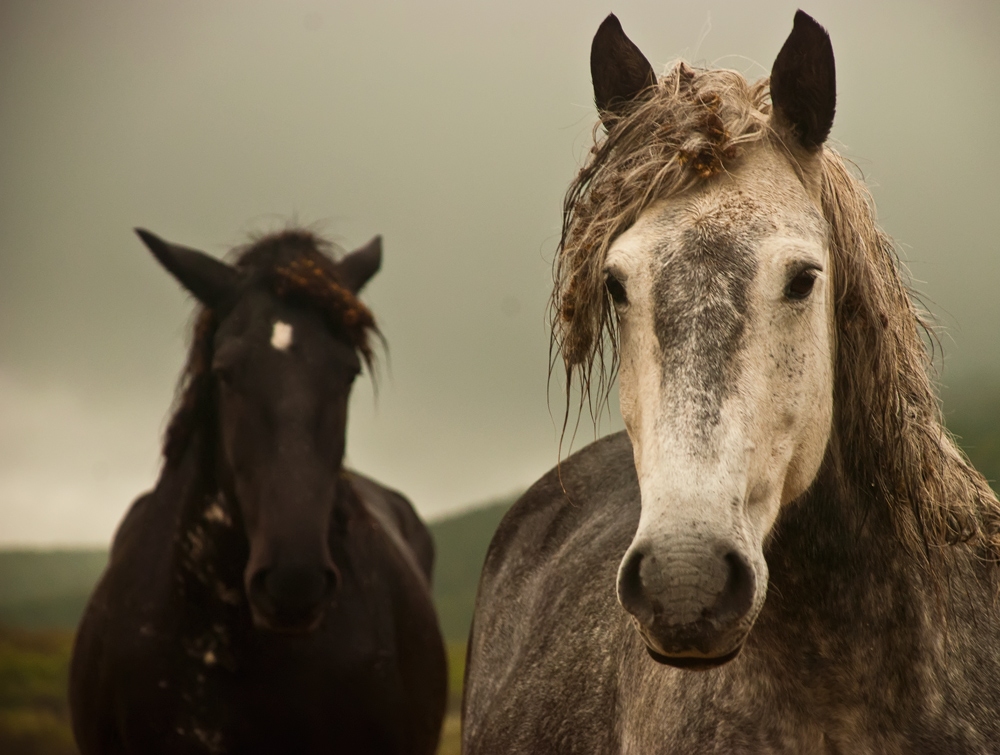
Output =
[
  {"x1": 264, "y1": 566, "x2": 327, "y2": 611},
  {"x1": 617, "y1": 548, "x2": 654, "y2": 625},
  {"x1": 714, "y1": 551, "x2": 756, "y2": 622}
]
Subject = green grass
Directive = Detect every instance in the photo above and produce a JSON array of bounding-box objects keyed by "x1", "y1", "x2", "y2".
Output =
[
  {"x1": 0, "y1": 627, "x2": 77, "y2": 755},
  {"x1": 437, "y1": 713, "x2": 462, "y2": 755}
]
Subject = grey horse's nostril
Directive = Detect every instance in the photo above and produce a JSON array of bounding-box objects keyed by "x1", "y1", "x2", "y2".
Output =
[
  {"x1": 617, "y1": 548, "x2": 654, "y2": 625},
  {"x1": 714, "y1": 551, "x2": 756, "y2": 623}
]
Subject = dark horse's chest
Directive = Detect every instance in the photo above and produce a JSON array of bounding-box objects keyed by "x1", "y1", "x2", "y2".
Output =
[{"x1": 131, "y1": 624, "x2": 406, "y2": 754}]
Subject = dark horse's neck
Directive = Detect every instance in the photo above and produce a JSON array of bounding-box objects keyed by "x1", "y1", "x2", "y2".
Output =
[{"x1": 149, "y1": 429, "x2": 253, "y2": 668}]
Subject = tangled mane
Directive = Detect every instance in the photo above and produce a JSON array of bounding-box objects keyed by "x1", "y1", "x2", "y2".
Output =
[
  {"x1": 552, "y1": 61, "x2": 1000, "y2": 563},
  {"x1": 163, "y1": 229, "x2": 380, "y2": 468}
]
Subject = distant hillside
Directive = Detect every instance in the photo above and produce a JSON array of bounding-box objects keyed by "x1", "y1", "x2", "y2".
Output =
[
  {"x1": 0, "y1": 497, "x2": 517, "y2": 642},
  {"x1": 0, "y1": 551, "x2": 107, "y2": 630}
]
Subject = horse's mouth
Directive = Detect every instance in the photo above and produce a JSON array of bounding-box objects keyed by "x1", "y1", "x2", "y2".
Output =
[
  {"x1": 643, "y1": 641, "x2": 744, "y2": 670},
  {"x1": 250, "y1": 606, "x2": 326, "y2": 635}
]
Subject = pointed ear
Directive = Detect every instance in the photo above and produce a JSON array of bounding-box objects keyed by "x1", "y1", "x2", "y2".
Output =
[
  {"x1": 337, "y1": 235, "x2": 382, "y2": 294},
  {"x1": 770, "y1": 10, "x2": 836, "y2": 150},
  {"x1": 591, "y1": 14, "x2": 657, "y2": 127},
  {"x1": 135, "y1": 228, "x2": 241, "y2": 308}
]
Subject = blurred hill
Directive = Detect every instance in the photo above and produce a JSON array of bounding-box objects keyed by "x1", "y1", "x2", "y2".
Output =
[{"x1": 0, "y1": 552, "x2": 107, "y2": 631}]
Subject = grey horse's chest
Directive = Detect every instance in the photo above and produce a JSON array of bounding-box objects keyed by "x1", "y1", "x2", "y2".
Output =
[{"x1": 613, "y1": 652, "x2": 974, "y2": 755}]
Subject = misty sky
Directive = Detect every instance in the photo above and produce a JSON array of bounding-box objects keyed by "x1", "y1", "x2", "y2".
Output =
[{"x1": 1, "y1": 0, "x2": 998, "y2": 545}]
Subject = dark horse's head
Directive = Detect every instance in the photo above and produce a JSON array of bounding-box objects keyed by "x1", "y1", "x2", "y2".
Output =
[{"x1": 138, "y1": 228, "x2": 381, "y2": 633}]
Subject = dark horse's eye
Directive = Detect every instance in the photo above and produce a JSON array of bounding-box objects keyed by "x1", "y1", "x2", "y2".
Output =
[
  {"x1": 605, "y1": 273, "x2": 628, "y2": 307},
  {"x1": 213, "y1": 363, "x2": 236, "y2": 389},
  {"x1": 785, "y1": 269, "x2": 818, "y2": 300}
]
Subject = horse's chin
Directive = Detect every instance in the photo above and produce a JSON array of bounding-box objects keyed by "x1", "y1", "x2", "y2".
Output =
[
  {"x1": 250, "y1": 608, "x2": 325, "y2": 635},
  {"x1": 643, "y1": 641, "x2": 744, "y2": 670}
]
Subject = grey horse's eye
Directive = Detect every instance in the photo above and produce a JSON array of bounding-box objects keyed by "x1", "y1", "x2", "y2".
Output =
[
  {"x1": 605, "y1": 272, "x2": 628, "y2": 306},
  {"x1": 785, "y1": 269, "x2": 818, "y2": 300}
]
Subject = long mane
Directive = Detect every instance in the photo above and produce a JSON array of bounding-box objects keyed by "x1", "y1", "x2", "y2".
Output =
[
  {"x1": 162, "y1": 229, "x2": 379, "y2": 468},
  {"x1": 552, "y1": 62, "x2": 1000, "y2": 562}
]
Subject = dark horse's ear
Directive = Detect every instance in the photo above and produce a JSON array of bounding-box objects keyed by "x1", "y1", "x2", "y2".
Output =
[
  {"x1": 770, "y1": 10, "x2": 836, "y2": 150},
  {"x1": 135, "y1": 228, "x2": 241, "y2": 309},
  {"x1": 338, "y1": 235, "x2": 382, "y2": 294},
  {"x1": 591, "y1": 14, "x2": 657, "y2": 127}
]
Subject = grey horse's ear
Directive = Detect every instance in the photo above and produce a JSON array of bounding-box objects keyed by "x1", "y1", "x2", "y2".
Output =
[
  {"x1": 770, "y1": 10, "x2": 836, "y2": 150},
  {"x1": 591, "y1": 14, "x2": 657, "y2": 128},
  {"x1": 338, "y1": 235, "x2": 382, "y2": 294},
  {"x1": 135, "y1": 228, "x2": 241, "y2": 308}
]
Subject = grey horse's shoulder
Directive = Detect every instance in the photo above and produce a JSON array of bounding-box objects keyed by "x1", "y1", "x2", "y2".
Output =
[{"x1": 464, "y1": 431, "x2": 639, "y2": 752}]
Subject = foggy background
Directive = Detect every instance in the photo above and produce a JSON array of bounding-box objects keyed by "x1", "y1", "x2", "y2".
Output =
[{"x1": 2, "y1": 0, "x2": 998, "y2": 545}]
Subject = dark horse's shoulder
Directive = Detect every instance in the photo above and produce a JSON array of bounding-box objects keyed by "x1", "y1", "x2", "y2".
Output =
[
  {"x1": 109, "y1": 490, "x2": 163, "y2": 556},
  {"x1": 346, "y1": 471, "x2": 435, "y2": 583},
  {"x1": 485, "y1": 430, "x2": 638, "y2": 577}
]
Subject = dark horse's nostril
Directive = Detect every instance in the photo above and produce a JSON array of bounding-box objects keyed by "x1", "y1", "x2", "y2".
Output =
[
  {"x1": 714, "y1": 551, "x2": 756, "y2": 622},
  {"x1": 617, "y1": 548, "x2": 654, "y2": 624}
]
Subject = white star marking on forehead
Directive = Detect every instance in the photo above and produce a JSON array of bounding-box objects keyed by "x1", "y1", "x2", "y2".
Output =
[{"x1": 271, "y1": 321, "x2": 293, "y2": 351}]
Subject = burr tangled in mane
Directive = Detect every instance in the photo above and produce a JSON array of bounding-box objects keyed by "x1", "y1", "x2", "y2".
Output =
[
  {"x1": 552, "y1": 49, "x2": 999, "y2": 566},
  {"x1": 165, "y1": 230, "x2": 379, "y2": 467}
]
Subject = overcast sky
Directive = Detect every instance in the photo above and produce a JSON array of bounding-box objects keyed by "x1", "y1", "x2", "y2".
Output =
[{"x1": 2, "y1": 0, "x2": 998, "y2": 545}]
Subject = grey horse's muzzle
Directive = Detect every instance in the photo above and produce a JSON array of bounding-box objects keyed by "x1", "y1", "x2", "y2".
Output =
[{"x1": 617, "y1": 536, "x2": 761, "y2": 668}]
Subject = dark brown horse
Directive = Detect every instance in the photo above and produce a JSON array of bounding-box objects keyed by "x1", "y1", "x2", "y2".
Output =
[
  {"x1": 464, "y1": 12, "x2": 1000, "y2": 753},
  {"x1": 70, "y1": 229, "x2": 446, "y2": 754}
]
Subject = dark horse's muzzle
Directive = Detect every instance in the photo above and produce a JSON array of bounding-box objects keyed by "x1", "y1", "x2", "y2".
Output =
[{"x1": 248, "y1": 561, "x2": 341, "y2": 633}]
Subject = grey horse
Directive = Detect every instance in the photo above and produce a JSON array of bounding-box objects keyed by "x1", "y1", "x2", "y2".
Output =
[{"x1": 463, "y1": 12, "x2": 1000, "y2": 753}]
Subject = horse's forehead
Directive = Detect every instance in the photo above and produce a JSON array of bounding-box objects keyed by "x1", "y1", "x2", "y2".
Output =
[
  {"x1": 646, "y1": 178, "x2": 822, "y2": 255},
  {"x1": 215, "y1": 291, "x2": 309, "y2": 353}
]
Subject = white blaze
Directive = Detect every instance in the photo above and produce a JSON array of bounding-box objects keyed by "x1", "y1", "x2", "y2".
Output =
[{"x1": 271, "y1": 321, "x2": 293, "y2": 351}]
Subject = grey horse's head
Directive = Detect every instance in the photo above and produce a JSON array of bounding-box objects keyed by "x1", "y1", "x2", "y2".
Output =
[{"x1": 584, "y1": 12, "x2": 837, "y2": 668}]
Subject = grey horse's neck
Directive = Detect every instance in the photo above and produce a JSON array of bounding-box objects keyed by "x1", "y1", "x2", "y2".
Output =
[{"x1": 753, "y1": 447, "x2": 970, "y2": 720}]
